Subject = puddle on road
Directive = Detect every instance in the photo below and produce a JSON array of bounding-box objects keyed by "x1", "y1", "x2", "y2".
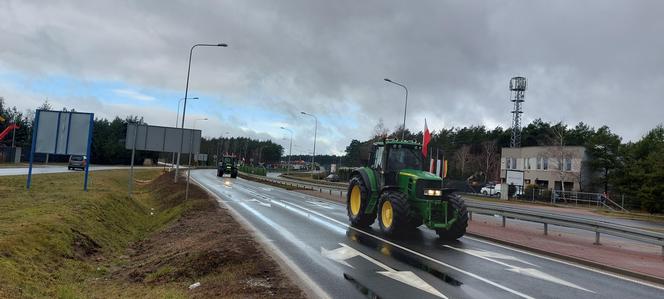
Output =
[
  {"x1": 346, "y1": 229, "x2": 463, "y2": 287},
  {"x1": 344, "y1": 273, "x2": 381, "y2": 299}
]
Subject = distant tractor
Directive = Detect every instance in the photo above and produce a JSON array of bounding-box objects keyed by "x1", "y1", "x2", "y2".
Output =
[
  {"x1": 217, "y1": 155, "x2": 238, "y2": 178},
  {"x1": 347, "y1": 140, "x2": 468, "y2": 240}
]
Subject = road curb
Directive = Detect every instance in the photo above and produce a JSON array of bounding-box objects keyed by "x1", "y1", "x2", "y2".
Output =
[{"x1": 466, "y1": 231, "x2": 664, "y2": 286}]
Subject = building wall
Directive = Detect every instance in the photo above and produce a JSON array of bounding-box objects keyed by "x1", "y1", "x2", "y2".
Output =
[{"x1": 500, "y1": 146, "x2": 590, "y2": 191}]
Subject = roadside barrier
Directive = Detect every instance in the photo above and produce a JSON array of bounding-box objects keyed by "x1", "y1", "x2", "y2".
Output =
[{"x1": 466, "y1": 201, "x2": 664, "y2": 256}]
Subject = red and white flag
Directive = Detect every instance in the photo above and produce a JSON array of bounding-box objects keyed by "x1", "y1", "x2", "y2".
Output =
[{"x1": 422, "y1": 118, "x2": 431, "y2": 157}]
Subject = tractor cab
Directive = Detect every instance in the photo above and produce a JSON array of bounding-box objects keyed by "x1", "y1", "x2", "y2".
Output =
[{"x1": 370, "y1": 140, "x2": 425, "y2": 187}]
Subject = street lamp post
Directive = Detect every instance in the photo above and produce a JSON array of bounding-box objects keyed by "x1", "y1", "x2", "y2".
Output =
[
  {"x1": 175, "y1": 42, "x2": 227, "y2": 183},
  {"x1": 300, "y1": 111, "x2": 317, "y2": 173},
  {"x1": 384, "y1": 78, "x2": 409, "y2": 140},
  {"x1": 280, "y1": 126, "x2": 293, "y2": 174},
  {"x1": 185, "y1": 117, "x2": 207, "y2": 200},
  {"x1": 172, "y1": 97, "x2": 198, "y2": 171}
]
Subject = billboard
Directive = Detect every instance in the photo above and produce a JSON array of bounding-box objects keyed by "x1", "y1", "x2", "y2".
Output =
[
  {"x1": 505, "y1": 170, "x2": 525, "y2": 186},
  {"x1": 33, "y1": 110, "x2": 93, "y2": 155},
  {"x1": 125, "y1": 123, "x2": 201, "y2": 154},
  {"x1": 27, "y1": 110, "x2": 94, "y2": 191}
]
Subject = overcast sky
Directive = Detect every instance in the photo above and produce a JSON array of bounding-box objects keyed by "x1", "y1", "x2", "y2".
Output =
[{"x1": 1, "y1": 0, "x2": 663, "y2": 154}]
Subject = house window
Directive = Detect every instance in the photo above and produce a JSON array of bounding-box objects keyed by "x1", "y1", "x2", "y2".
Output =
[
  {"x1": 543, "y1": 158, "x2": 548, "y2": 170},
  {"x1": 536, "y1": 157, "x2": 542, "y2": 169},
  {"x1": 512, "y1": 158, "x2": 517, "y2": 169},
  {"x1": 505, "y1": 157, "x2": 511, "y2": 169},
  {"x1": 525, "y1": 158, "x2": 531, "y2": 170},
  {"x1": 565, "y1": 158, "x2": 572, "y2": 171}
]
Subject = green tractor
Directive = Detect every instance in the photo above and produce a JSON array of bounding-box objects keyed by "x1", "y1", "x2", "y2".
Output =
[
  {"x1": 217, "y1": 155, "x2": 238, "y2": 178},
  {"x1": 347, "y1": 139, "x2": 468, "y2": 239}
]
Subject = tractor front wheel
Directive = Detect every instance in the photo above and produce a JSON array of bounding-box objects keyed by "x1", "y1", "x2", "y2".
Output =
[
  {"x1": 347, "y1": 175, "x2": 375, "y2": 228},
  {"x1": 436, "y1": 194, "x2": 468, "y2": 240},
  {"x1": 378, "y1": 191, "x2": 414, "y2": 235}
]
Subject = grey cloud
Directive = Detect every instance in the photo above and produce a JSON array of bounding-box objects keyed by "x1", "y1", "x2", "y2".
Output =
[{"x1": 1, "y1": 0, "x2": 663, "y2": 155}]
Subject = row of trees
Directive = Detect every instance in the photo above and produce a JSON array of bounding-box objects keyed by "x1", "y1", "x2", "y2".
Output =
[
  {"x1": 344, "y1": 119, "x2": 664, "y2": 213},
  {"x1": 0, "y1": 98, "x2": 283, "y2": 166},
  {"x1": 198, "y1": 137, "x2": 283, "y2": 166}
]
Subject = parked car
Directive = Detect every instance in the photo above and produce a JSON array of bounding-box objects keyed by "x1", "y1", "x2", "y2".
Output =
[
  {"x1": 480, "y1": 183, "x2": 501, "y2": 197},
  {"x1": 68, "y1": 155, "x2": 87, "y2": 170},
  {"x1": 324, "y1": 174, "x2": 340, "y2": 182}
]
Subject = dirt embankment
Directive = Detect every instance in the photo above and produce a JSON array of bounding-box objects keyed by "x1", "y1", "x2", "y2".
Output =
[
  {"x1": 101, "y1": 173, "x2": 304, "y2": 298},
  {"x1": 0, "y1": 170, "x2": 304, "y2": 298}
]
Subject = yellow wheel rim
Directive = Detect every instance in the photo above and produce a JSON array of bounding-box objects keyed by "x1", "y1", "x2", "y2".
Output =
[
  {"x1": 381, "y1": 201, "x2": 393, "y2": 228},
  {"x1": 350, "y1": 185, "x2": 361, "y2": 216}
]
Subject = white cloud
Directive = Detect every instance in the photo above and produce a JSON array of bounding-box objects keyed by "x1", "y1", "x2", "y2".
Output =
[{"x1": 112, "y1": 89, "x2": 155, "y2": 101}]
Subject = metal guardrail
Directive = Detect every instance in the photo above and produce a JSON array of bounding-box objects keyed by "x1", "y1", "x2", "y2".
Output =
[
  {"x1": 241, "y1": 172, "x2": 664, "y2": 256},
  {"x1": 466, "y1": 201, "x2": 664, "y2": 256}
]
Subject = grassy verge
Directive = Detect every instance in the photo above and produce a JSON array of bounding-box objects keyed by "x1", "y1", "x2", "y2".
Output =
[
  {"x1": 0, "y1": 169, "x2": 180, "y2": 297},
  {"x1": 0, "y1": 169, "x2": 304, "y2": 298}
]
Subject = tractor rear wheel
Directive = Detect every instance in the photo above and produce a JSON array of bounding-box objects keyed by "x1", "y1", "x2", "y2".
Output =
[
  {"x1": 347, "y1": 175, "x2": 375, "y2": 227},
  {"x1": 230, "y1": 170, "x2": 237, "y2": 178},
  {"x1": 436, "y1": 194, "x2": 468, "y2": 240},
  {"x1": 378, "y1": 191, "x2": 414, "y2": 235}
]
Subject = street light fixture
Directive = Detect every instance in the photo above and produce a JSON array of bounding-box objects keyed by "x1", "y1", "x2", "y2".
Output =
[
  {"x1": 384, "y1": 78, "x2": 409, "y2": 140},
  {"x1": 175, "y1": 42, "x2": 228, "y2": 183},
  {"x1": 300, "y1": 111, "x2": 318, "y2": 173},
  {"x1": 185, "y1": 117, "x2": 208, "y2": 200},
  {"x1": 280, "y1": 126, "x2": 293, "y2": 174}
]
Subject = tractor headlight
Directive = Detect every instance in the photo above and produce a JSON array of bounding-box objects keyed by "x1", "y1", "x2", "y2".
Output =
[{"x1": 423, "y1": 189, "x2": 442, "y2": 197}]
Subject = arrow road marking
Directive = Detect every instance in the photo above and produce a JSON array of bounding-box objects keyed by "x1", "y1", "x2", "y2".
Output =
[
  {"x1": 444, "y1": 246, "x2": 594, "y2": 293},
  {"x1": 322, "y1": 243, "x2": 447, "y2": 299},
  {"x1": 461, "y1": 249, "x2": 537, "y2": 267}
]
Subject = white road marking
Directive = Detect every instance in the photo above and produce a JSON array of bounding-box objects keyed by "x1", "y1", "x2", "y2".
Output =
[
  {"x1": 459, "y1": 249, "x2": 538, "y2": 267},
  {"x1": 307, "y1": 200, "x2": 335, "y2": 209},
  {"x1": 463, "y1": 236, "x2": 664, "y2": 291},
  {"x1": 249, "y1": 198, "x2": 272, "y2": 207},
  {"x1": 444, "y1": 245, "x2": 594, "y2": 293},
  {"x1": 323, "y1": 243, "x2": 447, "y2": 299}
]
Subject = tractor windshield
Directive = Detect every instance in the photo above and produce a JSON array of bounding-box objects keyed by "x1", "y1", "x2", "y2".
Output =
[{"x1": 386, "y1": 146, "x2": 424, "y2": 172}]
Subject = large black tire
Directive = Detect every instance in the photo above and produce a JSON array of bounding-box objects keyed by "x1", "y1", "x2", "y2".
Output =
[
  {"x1": 217, "y1": 169, "x2": 223, "y2": 177},
  {"x1": 347, "y1": 175, "x2": 376, "y2": 228},
  {"x1": 378, "y1": 191, "x2": 417, "y2": 235},
  {"x1": 436, "y1": 194, "x2": 468, "y2": 240},
  {"x1": 230, "y1": 170, "x2": 237, "y2": 178}
]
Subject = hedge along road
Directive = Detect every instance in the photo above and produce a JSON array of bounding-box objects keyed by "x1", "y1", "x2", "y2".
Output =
[{"x1": 191, "y1": 169, "x2": 664, "y2": 299}]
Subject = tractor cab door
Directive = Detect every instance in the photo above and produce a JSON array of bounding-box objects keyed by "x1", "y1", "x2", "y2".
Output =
[
  {"x1": 384, "y1": 145, "x2": 400, "y2": 187},
  {"x1": 370, "y1": 145, "x2": 386, "y2": 188}
]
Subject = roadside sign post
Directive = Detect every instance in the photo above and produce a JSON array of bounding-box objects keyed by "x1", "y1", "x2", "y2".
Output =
[
  {"x1": 128, "y1": 122, "x2": 138, "y2": 197},
  {"x1": 26, "y1": 110, "x2": 94, "y2": 191},
  {"x1": 125, "y1": 123, "x2": 201, "y2": 198}
]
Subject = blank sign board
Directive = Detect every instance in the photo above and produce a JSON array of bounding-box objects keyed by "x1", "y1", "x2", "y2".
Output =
[
  {"x1": 34, "y1": 110, "x2": 93, "y2": 156},
  {"x1": 125, "y1": 123, "x2": 201, "y2": 154},
  {"x1": 506, "y1": 170, "x2": 525, "y2": 186}
]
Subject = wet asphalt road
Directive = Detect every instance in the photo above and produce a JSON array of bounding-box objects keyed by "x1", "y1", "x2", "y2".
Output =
[{"x1": 192, "y1": 169, "x2": 664, "y2": 299}]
